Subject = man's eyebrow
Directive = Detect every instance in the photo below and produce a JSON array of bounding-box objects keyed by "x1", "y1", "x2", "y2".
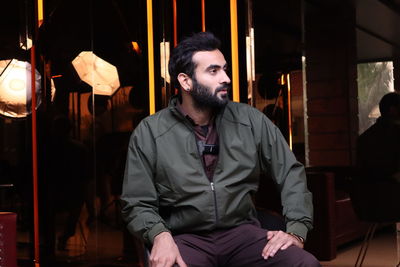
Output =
[{"x1": 205, "y1": 63, "x2": 228, "y2": 71}]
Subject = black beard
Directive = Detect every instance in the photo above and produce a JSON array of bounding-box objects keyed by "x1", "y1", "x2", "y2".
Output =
[{"x1": 190, "y1": 77, "x2": 230, "y2": 110}]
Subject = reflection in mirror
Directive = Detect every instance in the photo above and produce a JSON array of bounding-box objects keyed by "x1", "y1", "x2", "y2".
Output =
[
  {"x1": 0, "y1": 0, "x2": 309, "y2": 266},
  {"x1": 1, "y1": 0, "x2": 149, "y2": 266},
  {"x1": 0, "y1": 59, "x2": 42, "y2": 118},
  {"x1": 252, "y1": 0, "x2": 305, "y2": 163},
  {"x1": 156, "y1": 0, "x2": 174, "y2": 108},
  {"x1": 1, "y1": 0, "x2": 44, "y2": 266},
  {"x1": 245, "y1": 0, "x2": 256, "y2": 106},
  {"x1": 160, "y1": 41, "x2": 171, "y2": 107},
  {"x1": 41, "y1": 0, "x2": 149, "y2": 265}
]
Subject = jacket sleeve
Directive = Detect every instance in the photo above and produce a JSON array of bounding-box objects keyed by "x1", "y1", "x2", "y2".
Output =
[
  {"x1": 258, "y1": 114, "x2": 313, "y2": 241},
  {"x1": 120, "y1": 121, "x2": 170, "y2": 246}
]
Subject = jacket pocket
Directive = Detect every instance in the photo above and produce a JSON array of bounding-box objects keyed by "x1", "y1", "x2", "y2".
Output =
[{"x1": 155, "y1": 182, "x2": 178, "y2": 205}]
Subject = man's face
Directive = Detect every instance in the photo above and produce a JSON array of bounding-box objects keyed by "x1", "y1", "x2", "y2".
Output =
[{"x1": 190, "y1": 50, "x2": 231, "y2": 109}]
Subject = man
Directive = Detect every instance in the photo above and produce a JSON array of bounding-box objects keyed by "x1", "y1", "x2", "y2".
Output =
[
  {"x1": 121, "y1": 32, "x2": 320, "y2": 267},
  {"x1": 357, "y1": 92, "x2": 400, "y2": 183}
]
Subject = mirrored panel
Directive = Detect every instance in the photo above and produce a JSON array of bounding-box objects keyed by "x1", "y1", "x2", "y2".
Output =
[
  {"x1": 1, "y1": 0, "x2": 149, "y2": 266},
  {"x1": 1, "y1": 0, "x2": 308, "y2": 266},
  {"x1": 251, "y1": 0, "x2": 306, "y2": 163}
]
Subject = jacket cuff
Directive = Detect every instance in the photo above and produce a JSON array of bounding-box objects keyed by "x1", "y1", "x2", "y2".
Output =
[
  {"x1": 147, "y1": 222, "x2": 170, "y2": 245},
  {"x1": 286, "y1": 221, "x2": 308, "y2": 241}
]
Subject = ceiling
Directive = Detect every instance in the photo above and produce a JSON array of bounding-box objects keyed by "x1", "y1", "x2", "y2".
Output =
[
  {"x1": 2, "y1": 0, "x2": 400, "y2": 65},
  {"x1": 356, "y1": 0, "x2": 400, "y2": 62}
]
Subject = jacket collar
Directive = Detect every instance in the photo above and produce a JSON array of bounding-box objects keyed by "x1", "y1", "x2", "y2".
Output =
[{"x1": 168, "y1": 95, "x2": 227, "y2": 128}]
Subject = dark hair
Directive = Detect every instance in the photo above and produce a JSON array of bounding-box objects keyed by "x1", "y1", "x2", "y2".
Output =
[
  {"x1": 168, "y1": 32, "x2": 221, "y2": 92},
  {"x1": 379, "y1": 92, "x2": 400, "y2": 117}
]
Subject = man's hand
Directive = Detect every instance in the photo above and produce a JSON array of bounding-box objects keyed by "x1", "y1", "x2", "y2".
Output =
[
  {"x1": 262, "y1": 231, "x2": 304, "y2": 260},
  {"x1": 150, "y1": 232, "x2": 187, "y2": 267}
]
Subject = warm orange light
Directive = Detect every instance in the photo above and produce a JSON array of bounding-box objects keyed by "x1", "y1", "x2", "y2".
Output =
[
  {"x1": 38, "y1": 0, "x2": 43, "y2": 26},
  {"x1": 30, "y1": 44, "x2": 40, "y2": 267},
  {"x1": 201, "y1": 0, "x2": 206, "y2": 32},
  {"x1": 131, "y1": 42, "x2": 141, "y2": 54},
  {"x1": 0, "y1": 59, "x2": 42, "y2": 118},
  {"x1": 20, "y1": 38, "x2": 33, "y2": 50},
  {"x1": 230, "y1": 0, "x2": 240, "y2": 102},
  {"x1": 147, "y1": 0, "x2": 156, "y2": 114},
  {"x1": 173, "y1": 0, "x2": 177, "y2": 47},
  {"x1": 72, "y1": 51, "x2": 120, "y2": 96},
  {"x1": 280, "y1": 73, "x2": 285, "y2": 85}
]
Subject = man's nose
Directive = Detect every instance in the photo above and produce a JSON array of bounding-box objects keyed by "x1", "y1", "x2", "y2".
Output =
[{"x1": 221, "y1": 70, "x2": 231, "y2": 84}]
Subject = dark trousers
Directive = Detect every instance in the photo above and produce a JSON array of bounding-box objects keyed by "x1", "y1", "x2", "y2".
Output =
[{"x1": 173, "y1": 223, "x2": 321, "y2": 267}]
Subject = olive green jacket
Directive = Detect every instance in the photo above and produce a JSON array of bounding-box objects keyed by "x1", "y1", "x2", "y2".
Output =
[{"x1": 121, "y1": 96, "x2": 313, "y2": 245}]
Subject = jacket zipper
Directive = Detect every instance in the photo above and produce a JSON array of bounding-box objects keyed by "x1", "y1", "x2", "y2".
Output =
[
  {"x1": 210, "y1": 182, "x2": 219, "y2": 226},
  {"x1": 188, "y1": 129, "x2": 220, "y2": 227},
  {"x1": 174, "y1": 106, "x2": 222, "y2": 227},
  {"x1": 209, "y1": 110, "x2": 225, "y2": 227}
]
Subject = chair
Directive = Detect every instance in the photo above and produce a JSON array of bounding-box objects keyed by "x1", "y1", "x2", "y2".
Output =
[
  {"x1": 303, "y1": 168, "x2": 370, "y2": 261},
  {"x1": 349, "y1": 179, "x2": 400, "y2": 267}
]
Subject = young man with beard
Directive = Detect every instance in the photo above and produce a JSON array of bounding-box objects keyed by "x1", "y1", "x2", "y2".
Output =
[{"x1": 121, "y1": 32, "x2": 320, "y2": 267}]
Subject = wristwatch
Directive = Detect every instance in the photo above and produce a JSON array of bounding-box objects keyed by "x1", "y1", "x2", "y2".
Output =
[{"x1": 288, "y1": 232, "x2": 304, "y2": 243}]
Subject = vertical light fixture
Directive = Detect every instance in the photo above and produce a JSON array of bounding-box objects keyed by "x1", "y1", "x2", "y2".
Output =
[
  {"x1": 286, "y1": 73, "x2": 293, "y2": 150},
  {"x1": 245, "y1": 0, "x2": 255, "y2": 106},
  {"x1": 160, "y1": 41, "x2": 170, "y2": 107},
  {"x1": 38, "y1": 0, "x2": 44, "y2": 27},
  {"x1": 245, "y1": 27, "x2": 255, "y2": 105},
  {"x1": 32, "y1": 0, "x2": 42, "y2": 266},
  {"x1": 230, "y1": 0, "x2": 240, "y2": 102},
  {"x1": 201, "y1": 0, "x2": 206, "y2": 32},
  {"x1": 173, "y1": 0, "x2": 178, "y2": 47},
  {"x1": 31, "y1": 48, "x2": 40, "y2": 267},
  {"x1": 147, "y1": 0, "x2": 155, "y2": 114}
]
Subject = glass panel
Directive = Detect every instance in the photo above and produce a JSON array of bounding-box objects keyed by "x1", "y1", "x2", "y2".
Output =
[
  {"x1": 1, "y1": 0, "x2": 308, "y2": 265},
  {"x1": 154, "y1": 0, "x2": 233, "y2": 110},
  {"x1": 245, "y1": 0, "x2": 256, "y2": 106},
  {"x1": 1, "y1": 0, "x2": 43, "y2": 265},
  {"x1": 357, "y1": 61, "x2": 394, "y2": 134},
  {"x1": 45, "y1": 0, "x2": 149, "y2": 265},
  {"x1": 251, "y1": 0, "x2": 305, "y2": 163},
  {"x1": 1, "y1": 0, "x2": 149, "y2": 266},
  {"x1": 155, "y1": 0, "x2": 175, "y2": 109}
]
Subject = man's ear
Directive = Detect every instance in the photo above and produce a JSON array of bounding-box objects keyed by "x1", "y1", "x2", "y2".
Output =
[{"x1": 177, "y1": 73, "x2": 192, "y2": 92}]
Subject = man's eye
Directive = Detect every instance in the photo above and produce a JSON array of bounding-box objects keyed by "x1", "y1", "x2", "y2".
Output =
[{"x1": 209, "y1": 69, "x2": 217, "y2": 74}]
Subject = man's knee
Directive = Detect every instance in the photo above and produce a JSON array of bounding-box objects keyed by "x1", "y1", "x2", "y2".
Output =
[
  {"x1": 279, "y1": 246, "x2": 321, "y2": 267},
  {"x1": 298, "y1": 252, "x2": 321, "y2": 267}
]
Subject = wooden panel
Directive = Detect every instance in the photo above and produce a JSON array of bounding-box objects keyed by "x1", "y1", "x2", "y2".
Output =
[
  {"x1": 308, "y1": 150, "x2": 351, "y2": 166},
  {"x1": 305, "y1": 0, "x2": 357, "y2": 166},
  {"x1": 306, "y1": 62, "x2": 337, "y2": 81},
  {"x1": 308, "y1": 116, "x2": 349, "y2": 133},
  {"x1": 306, "y1": 80, "x2": 346, "y2": 98},
  {"x1": 305, "y1": 172, "x2": 337, "y2": 260},
  {"x1": 308, "y1": 133, "x2": 350, "y2": 150},
  {"x1": 307, "y1": 98, "x2": 348, "y2": 116},
  {"x1": 335, "y1": 198, "x2": 369, "y2": 245}
]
